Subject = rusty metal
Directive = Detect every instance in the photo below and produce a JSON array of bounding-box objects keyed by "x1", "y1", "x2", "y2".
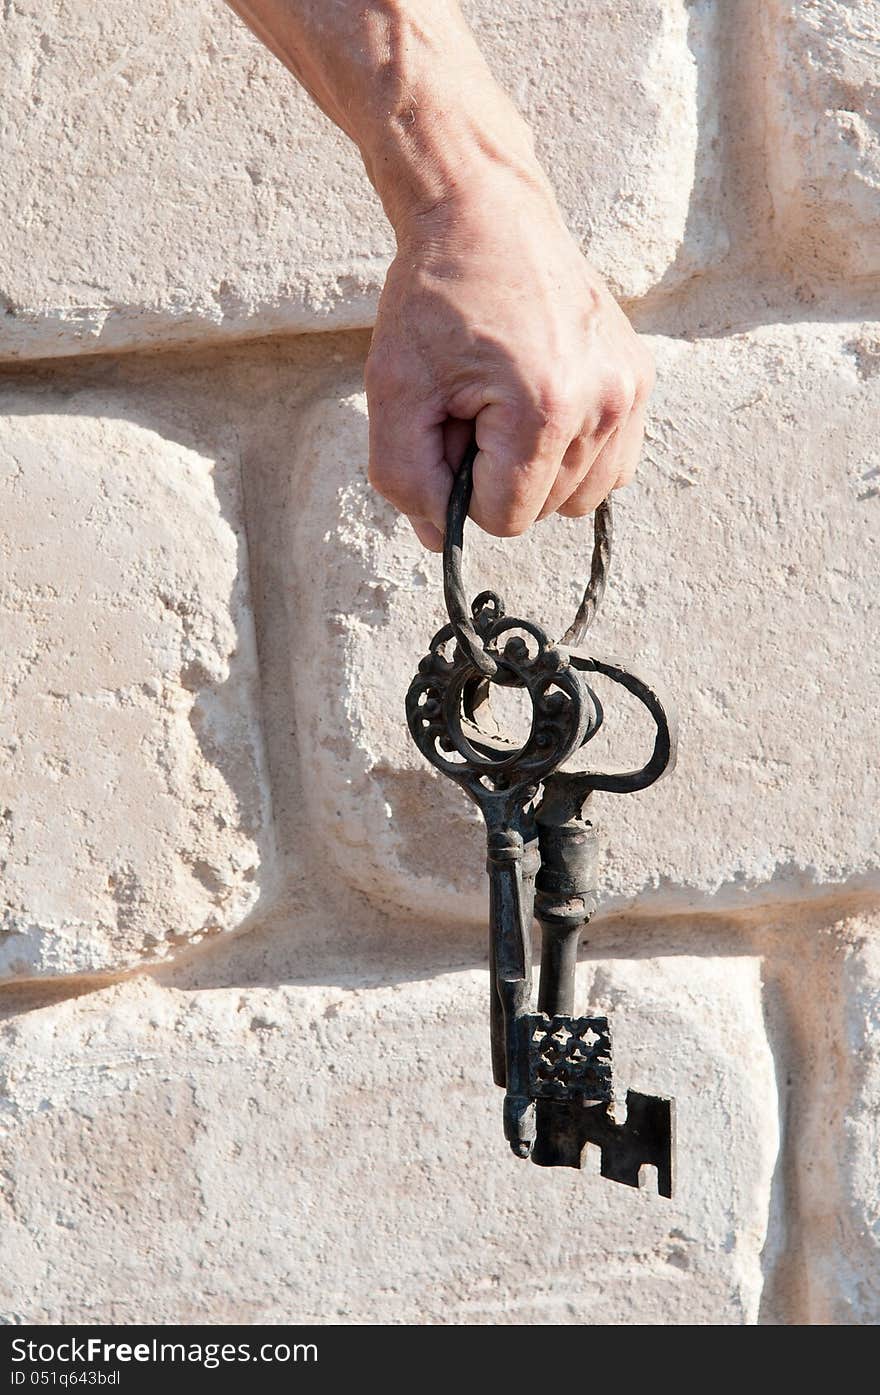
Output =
[{"x1": 406, "y1": 439, "x2": 677, "y2": 1195}]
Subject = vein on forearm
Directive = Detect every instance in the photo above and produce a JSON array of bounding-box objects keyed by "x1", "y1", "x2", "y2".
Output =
[{"x1": 223, "y1": 0, "x2": 540, "y2": 227}]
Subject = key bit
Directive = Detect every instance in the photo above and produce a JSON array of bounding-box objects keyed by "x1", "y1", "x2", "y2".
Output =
[
  {"x1": 405, "y1": 440, "x2": 677, "y2": 1193},
  {"x1": 532, "y1": 1091, "x2": 675, "y2": 1197}
]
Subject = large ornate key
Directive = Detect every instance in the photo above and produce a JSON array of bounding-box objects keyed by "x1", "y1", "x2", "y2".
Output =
[{"x1": 406, "y1": 441, "x2": 677, "y2": 1194}]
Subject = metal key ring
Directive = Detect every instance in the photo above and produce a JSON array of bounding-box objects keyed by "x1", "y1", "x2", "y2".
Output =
[{"x1": 442, "y1": 436, "x2": 613, "y2": 677}]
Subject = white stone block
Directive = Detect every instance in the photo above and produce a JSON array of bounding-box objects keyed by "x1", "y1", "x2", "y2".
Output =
[
  {"x1": 287, "y1": 322, "x2": 880, "y2": 920},
  {"x1": 0, "y1": 0, "x2": 719, "y2": 359},
  {"x1": 0, "y1": 946, "x2": 778, "y2": 1323},
  {"x1": 791, "y1": 912, "x2": 880, "y2": 1323},
  {"x1": 0, "y1": 394, "x2": 274, "y2": 979},
  {"x1": 466, "y1": 0, "x2": 726, "y2": 300},
  {"x1": 762, "y1": 1, "x2": 880, "y2": 277}
]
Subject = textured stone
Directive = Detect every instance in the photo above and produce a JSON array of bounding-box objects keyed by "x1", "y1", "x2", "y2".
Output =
[
  {"x1": 0, "y1": 0, "x2": 720, "y2": 360},
  {"x1": 0, "y1": 392, "x2": 274, "y2": 979},
  {"x1": 783, "y1": 911, "x2": 880, "y2": 1323},
  {"x1": 288, "y1": 322, "x2": 880, "y2": 921},
  {"x1": 0, "y1": 940, "x2": 778, "y2": 1324},
  {"x1": 1, "y1": 0, "x2": 879, "y2": 1335},
  {"x1": 467, "y1": 0, "x2": 726, "y2": 300},
  {"x1": 762, "y1": 1, "x2": 880, "y2": 278}
]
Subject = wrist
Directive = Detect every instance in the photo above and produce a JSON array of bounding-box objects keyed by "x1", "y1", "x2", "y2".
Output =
[
  {"x1": 350, "y1": 6, "x2": 548, "y2": 234},
  {"x1": 364, "y1": 108, "x2": 556, "y2": 242}
]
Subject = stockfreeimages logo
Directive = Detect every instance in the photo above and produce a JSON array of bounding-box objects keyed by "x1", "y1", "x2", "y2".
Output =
[{"x1": 10, "y1": 1338, "x2": 317, "y2": 1372}]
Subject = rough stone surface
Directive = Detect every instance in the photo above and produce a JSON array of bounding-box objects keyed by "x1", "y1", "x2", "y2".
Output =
[
  {"x1": 762, "y1": 1, "x2": 880, "y2": 279},
  {"x1": 1, "y1": 0, "x2": 880, "y2": 1322},
  {"x1": 783, "y1": 911, "x2": 880, "y2": 1323},
  {"x1": 288, "y1": 323, "x2": 880, "y2": 922},
  {"x1": 468, "y1": 0, "x2": 726, "y2": 300},
  {"x1": 0, "y1": 938, "x2": 778, "y2": 1324},
  {"x1": 0, "y1": 0, "x2": 720, "y2": 359},
  {"x1": 0, "y1": 391, "x2": 274, "y2": 980}
]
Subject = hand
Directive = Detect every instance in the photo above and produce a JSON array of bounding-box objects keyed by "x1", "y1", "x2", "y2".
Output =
[{"x1": 365, "y1": 172, "x2": 655, "y2": 551}]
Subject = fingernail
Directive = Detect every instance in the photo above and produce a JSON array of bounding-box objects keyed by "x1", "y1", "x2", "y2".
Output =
[{"x1": 408, "y1": 517, "x2": 444, "y2": 552}]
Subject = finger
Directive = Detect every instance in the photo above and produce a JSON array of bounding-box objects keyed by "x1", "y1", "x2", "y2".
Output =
[
  {"x1": 367, "y1": 394, "x2": 452, "y2": 533},
  {"x1": 557, "y1": 401, "x2": 646, "y2": 517},
  {"x1": 408, "y1": 418, "x2": 476, "y2": 547},
  {"x1": 534, "y1": 376, "x2": 630, "y2": 521},
  {"x1": 407, "y1": 516, "x2": 444, "y2": 551},
  {"x1": 555, "y1": 427, "x2": 623, "y2": 518},
  {"x1": 468, "y1": 398, "x2": 570, "y2": 537},
  {"x1": 611, "y1": 400, "x2": 647, "y2": 490},
  {"x1": 536, "y1": 432, "x2": 600, "y2": 521}
]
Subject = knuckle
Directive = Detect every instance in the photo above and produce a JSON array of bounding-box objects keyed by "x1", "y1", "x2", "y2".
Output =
[
  {"x1": 364, "y1": 347, "x2": 409, "y2": 399},
  {"x1": 600, "y1": 371, "x2": 637, "y2": 427},
  {"x1": 529, "y1": 379, "x2": 577, "y2": 438}
]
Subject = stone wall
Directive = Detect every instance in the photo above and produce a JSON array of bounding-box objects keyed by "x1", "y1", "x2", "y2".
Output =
[{"x1": 1, "y1": 0, "x2": 878, "y2": 1325}]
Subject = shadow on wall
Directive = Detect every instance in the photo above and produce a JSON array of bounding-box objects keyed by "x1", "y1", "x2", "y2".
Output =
[
  {"x1": 627, "y1": 0, "x2": 732, "y2": 308},
  {"x1": 0, "y1": 335, "x2": 700, "y2": 993}
]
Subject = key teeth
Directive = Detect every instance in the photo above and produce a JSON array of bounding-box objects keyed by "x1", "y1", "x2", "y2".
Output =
[
  {"x1": 531, "y1": 1090, "x2": 675, "y2": 1197},
  {"x1": 590, "y1": 1090, "x2": 675, "y2": 1198}
]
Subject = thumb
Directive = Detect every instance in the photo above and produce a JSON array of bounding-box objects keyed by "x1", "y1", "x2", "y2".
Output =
[
  {"x1": 367, "y1": 394, "x2": 452, "y2": 537},
  {"x1": 469, "y1": 399, "x2": 566, "y2": 537}
]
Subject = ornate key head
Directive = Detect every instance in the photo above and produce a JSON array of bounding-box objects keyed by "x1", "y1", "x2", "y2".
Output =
[
  {"x1": 405, "y1": 597, "x2": 601, "y2": 834},
  {"x1": 405, "y1": 442, "x2": 676, "y2": 832}
]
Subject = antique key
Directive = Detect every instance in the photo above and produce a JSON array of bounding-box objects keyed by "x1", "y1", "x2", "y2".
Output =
[{"x1": 406, "y1": 441, "x2": 677, "y2": 1194}]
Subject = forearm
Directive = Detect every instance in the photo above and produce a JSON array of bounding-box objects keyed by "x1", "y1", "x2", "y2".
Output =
[
  {"x1": 226, "y1": 0, "x2": 653, "y2": 550},
  {"x1": 224, "y1": 0, "x2": 552, "y2": 232}
]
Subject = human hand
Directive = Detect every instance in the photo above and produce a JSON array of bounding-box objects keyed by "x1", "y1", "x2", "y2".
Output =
[{"x1": 365, "y1": 172, "x2": 655, "y2": 551}]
